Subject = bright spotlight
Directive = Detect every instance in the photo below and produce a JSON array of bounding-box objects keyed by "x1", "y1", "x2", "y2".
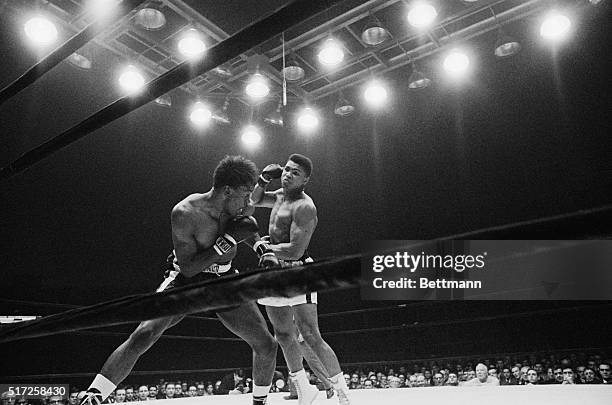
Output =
[
  {"x1": 24, "y1": 17, "x2": 58, "y2": 46},
  {"x1": 118, "y1": 65, "x2": 145, "y2": 94},
  {"x1": 178, "y1": 29, "x2": 206, "y2": 59},
  {"x1": 245, "y1": 73, "x2": 270, "y2": 99},
  {"x1": 190, "y1": 102, "x2": 212, "y2": 127},
  {"x1": 241, "y1": 125, "x2": 262, "y2": 146},
  {"x1": 540, "y1": 12, "x2": 571, "y2": 42},
  {"x1": 297, "y1": 108, "x2": 319, "y2": 132},
  {"x1": 86, "y1": 0, "x2": 120, "y2": 19},
  {"x1": 363, "y1": 81, "x2": 388, "y2": 108},
  {"x1": 407, "y1": 3, "x2": 438, "y2": 29},
  {"x1": 318, "y1": 38, "x2": 344, "y2": 67},
  {"x1": 443, "y1": 50, "x2": 470, "y2": 78}
]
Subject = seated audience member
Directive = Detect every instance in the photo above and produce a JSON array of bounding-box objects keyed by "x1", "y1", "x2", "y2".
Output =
[
  {"x1": 445, "y1": 373, "x2": 459, "y2": 386},
  {"x1": 462, "y1": 364, "x2": 499, "y2": 386}
]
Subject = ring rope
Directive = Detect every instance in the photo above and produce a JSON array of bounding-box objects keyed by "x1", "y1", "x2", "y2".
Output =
[
  {"x1": 0, "y1": 205, "x2": 609, "y2": 345},
  {"x1": 0, "y1": 0, "x2": 146, "y2": 107},
  {"x1": 0, "y1": 0, "x2": 345, "y2": 181}
]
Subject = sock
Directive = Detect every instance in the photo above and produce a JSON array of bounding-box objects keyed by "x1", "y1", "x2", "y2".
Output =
[
  {"x1": 88, "y1": 374, "x2": 116, "y2": 400},
  {"x1": 252, "y1": 384, "x2": 271, "y2": 396},
  {"x1": 329, "y1": 372, "x2": 348, "y2": 392},
  {"x1": 290, "y1": 369, "x2": 310, "y2": 388}
]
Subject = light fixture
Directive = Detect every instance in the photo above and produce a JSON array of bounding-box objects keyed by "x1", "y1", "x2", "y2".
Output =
[
  {"x1": 134, "y1": 6, "x2": 166, "y2": 30},
  {"x1": 118, "y1": 65, "x2": 145, "y2": 94},
  {"x1": 24, "y1": 17, "x2": 58, "y2": 46},
  {"x1": 190, "y1": 101, "x2": 212, "y2": 127},
  {"x1": 408, "y1": 64, "x2": 431, "y2": 89},
  {"x1": 282, "y1": 51, "x2": 305, "y2": 82},
  {"x1": 361, "y1": 13, "x2": 390, "y2": 46},
  {"x1": 245, "y1": 73, "x2": 270, "y2": 99},
  {"x1": 212, "y1": 66, "x2": 232, "y2": 78},
  {"x1": 87, "y1": 0, "x2": 120, "y2": 19},
  {"x1": 67, "y1": 51, "x2": 93, "y2": 70},
  {"x1": 264, "y1": 99, "x2": 284, "y2": 126},
  {"x1": 178, "y1": 29, "x2": 206, "y2": 59},
  {"x1": 318, "y1": 37, "x2": 344, "y2": 67},
  {"x1": 540, "y1": 12, "x2": 571, "y2": 42},
  {"x1": 407, "y1": 2, "x2": 438, "y2": 29},
  {"x1": 241, "y1": 125, "x2": 262, "y2": 146},
  {"x1": 212, "y1": 97, "x2": 231, "y2": 125},
  {"x1": 494, "y1": 32, "x2": 521, "y2": 57},
  {"x1": 443, "y1": 49, "x2": 470, "y2": 77},
  {"x1": 364, "y1": 80, "x2": 388, "y2": 108},
  {"x1": 334, "y1": 93, "x2": 355, "y2": 117},
  {"x1": 154, "y1": 94, "x2": 172, "y2": 107},
  {"x1": 297, "y1": 107, "x2": 319, "y2": 132}
]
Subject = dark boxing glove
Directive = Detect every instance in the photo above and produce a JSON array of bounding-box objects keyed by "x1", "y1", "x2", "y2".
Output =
[
  {"x1": 258, "y1": 164, "x2": 283, "y2": 187},
  {"x1": 253, "y1": 239, "x2": 280, "y2": 268},
  {"x1": 214, "y1": 216, "x2": 259, "y2": 256}
]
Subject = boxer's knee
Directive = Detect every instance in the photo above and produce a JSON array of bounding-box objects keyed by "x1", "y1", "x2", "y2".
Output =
[
  {"x1": 274, "y1": 328, "x2": 298, "y2": 346},
  {"x1": 251, "y1": 333, "x2": 278, "y2": 357},
  {"x1": 128, "y1": 320, "x2": 167, "y2": 352}
]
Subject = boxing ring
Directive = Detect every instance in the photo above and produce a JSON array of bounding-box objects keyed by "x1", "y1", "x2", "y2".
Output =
[
  {"x1": 115, "y1": 386, "x2": 612, "y2": 405},
  {"x1": 1, "y1": 1, "x2": 611, "y2": 404}
]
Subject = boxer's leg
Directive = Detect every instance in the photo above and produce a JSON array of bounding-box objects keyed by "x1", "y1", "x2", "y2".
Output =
[{"x1": 217, "y1": 302, "x2": 277, "y2": 405}]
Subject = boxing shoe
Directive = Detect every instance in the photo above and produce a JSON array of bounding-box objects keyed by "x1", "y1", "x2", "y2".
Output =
[
  {"x1": 78, "y1": 390, "x2": 102, "y2": 405},
  {"x1": 293, "y1": 381, "x2": 318, "y2": 405}
]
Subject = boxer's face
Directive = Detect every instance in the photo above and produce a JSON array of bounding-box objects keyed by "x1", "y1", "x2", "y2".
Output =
[
  {"x1": 224, "y1": 185, "x2": 254, "y2": 216},
  {"x1": 281, "y1": 160, "x2": 308, "y2": 191}
]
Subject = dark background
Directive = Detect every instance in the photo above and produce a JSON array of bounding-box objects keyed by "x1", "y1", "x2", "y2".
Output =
[{"x1": 1, "y1": 1, "x2": 610, "y2": 382}]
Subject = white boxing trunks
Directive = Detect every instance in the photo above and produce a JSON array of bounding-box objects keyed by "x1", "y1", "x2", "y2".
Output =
[{"x1": 257, "y1": 257, "x2": 317, "y2": 307}]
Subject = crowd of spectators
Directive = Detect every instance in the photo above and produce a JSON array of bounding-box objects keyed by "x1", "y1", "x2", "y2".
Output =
[{"x1": 2, "y1": 351, "x2": 609, "y2": 405}]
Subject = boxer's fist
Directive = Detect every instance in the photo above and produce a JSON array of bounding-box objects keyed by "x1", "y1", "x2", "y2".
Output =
[
  {"x1": 214, "y1": 216, "x2": 259, "y2": 256},
  {"x1": 253, "y1": 239, "x2": 280, "y2": 268},
  {"x1": 226, "y1": 216, "x2": 259, "y2": 243},
  {"x1": 258, "y1": 164, "x2": 283, "y2": 186}
]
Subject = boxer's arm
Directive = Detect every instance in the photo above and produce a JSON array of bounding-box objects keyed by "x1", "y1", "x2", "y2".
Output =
[
  {"x1": 250, "y1": 183, "x2": 277, "y2": 207},
  {"x1": 269, "y1": 202, "x2": 317, "y2": 260},
  {"x1": 171, "y1": 207, "x2": 235, "y2": 277}
]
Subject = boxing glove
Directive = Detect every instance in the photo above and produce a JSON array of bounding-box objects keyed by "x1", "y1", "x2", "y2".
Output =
[
  {"x1": 214, "y1": 216, "x2": 259, "y2": 256},
  {"x1": 258, "y1": 164, "x2": 283, "y2": 186},
  {"x1": 253, "y1": 239, "x2": 280, "y2": 268}
]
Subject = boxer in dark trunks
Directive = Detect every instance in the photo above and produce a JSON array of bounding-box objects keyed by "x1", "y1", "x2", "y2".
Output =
[{"x1": 79, "y1": 156, "x2": 278, "y2": 405}]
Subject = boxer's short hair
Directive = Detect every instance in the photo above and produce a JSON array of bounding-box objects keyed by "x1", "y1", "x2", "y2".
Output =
[
  {"x1": 213, "y1": 155, "x2": 258, "y2": 188},
  {"x1": 288, "y1": 153, "x2": 312, "y2": 177}
]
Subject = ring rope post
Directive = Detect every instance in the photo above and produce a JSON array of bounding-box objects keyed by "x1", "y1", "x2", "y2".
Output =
[
  {"x1": 0, "y1": 0, "x2": 147, "y2": 107},
  {"x1": 0, "y1": 0, "x2": 351, "y2": 182}
]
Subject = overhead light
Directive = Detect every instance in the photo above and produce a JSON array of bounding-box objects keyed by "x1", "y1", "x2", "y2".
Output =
[
  {"x1": 407, "y1": 3, "x2": 438, "y2": 29},
  {"x1": 118, "y1": 65, "x2": 145, "y2": 94},
  {"x1": 494, "y1": 32, "x2": 521, "y2": 57},
  {"x1": 318, "y1": 37, "x2": 344, "y2": 67},
  {"x1": 297, "y1": 107, "x2": 319, "y2": 132},
  {"x1": 443, "y1": 49, "x2": 470, "y2": 78},
  {"x1": 264, "y1": 99, "x2": 284, "y2": 126},
  {"x1": 361, "y1": 14, "x2": 390, "y2": 46},
  {"x1": 212, "y1": 97, "x2": 231, "y2": 125},
  {"x1": 282, "y1": 52, "x2": 305, "y2": 82},
  {"x1": 178, "y1": 29, "x2": 206, "y2": 59},
  {"x1": 154, "y1": 94, "x2": 172, "y2": 107},
  {"x1": 364, "y1": 80, "x2": 388, "y2": 108},
  {"x1": 24, "y1": 17, "x2": 58, "y2": 46},
  {"x1": 241, "y1": 125, "x2": 262, "y2": 147},
  {"x1": 408, "y1": 65, "x2": 431, "y2": 89},
  {"x1": 190, "y1": 101, "x2": 212, "y2": 127},
  {"x1": 212, "y1": 66, "x2": 232, "y2": 78},
  {"x1": 245, "y1": 73, "x2": 270, "y2": 99},
  {"x1": 334, "y1": 94, "x2": 355, "y2": 117},
  {"x1": 135, "y1": 7, "x2": 166, "y2": 30},
  {"x1": 68, "y1": 51, "x2": 93, "y2": 70},
  {"x1": 540, "y1": 12, "x2": 571, "y2": 42},
  {"x1": 87, "y1": 0, "x2": 120, "y2": 19}
]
